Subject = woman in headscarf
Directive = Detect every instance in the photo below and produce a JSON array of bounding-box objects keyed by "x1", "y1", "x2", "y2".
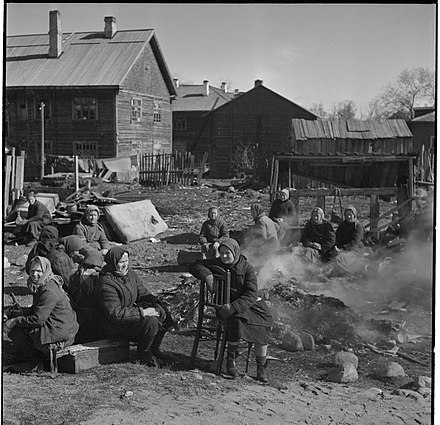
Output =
[
  {"x1": 94, "y1": 247, "x2": 175, "y2": 365},
  {"x1": 4, "y1": 256, "x2": 79, "y2": 372},
  {"x1": 188, "y1": 238, "x2": 273, "y2": 383},
  {"x1": 269, "y1": 189, "x2": 297, "y2": 244},
  {"x1": 300, "y1": 207, "x2": 336, "y2": 263},
  {"x1": 73, "y1": 205, "x2": 110, "y2": 256},
  {"x1": 25, "y1": 226, "x2": 78, "y2": 289},
  {"x1": 199, "y1": 206, "x2": 229, "y2": 259}
]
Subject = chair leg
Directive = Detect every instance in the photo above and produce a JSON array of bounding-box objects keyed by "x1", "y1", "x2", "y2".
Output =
[
  {"x1": 245, "y1": 343, "x2": 253, "y2": 374},
  {"x1": 190, "y1": 295, "x2": 205, "y2": 365},
  {"x1": 216, "y1": 321, "x2": 228, "y2": 375}
]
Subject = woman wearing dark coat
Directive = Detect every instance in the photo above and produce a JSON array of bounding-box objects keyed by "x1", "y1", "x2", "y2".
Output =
[
  {"x1": 300, "y1": 207, "x2": 336, "y2": 263},
  {"x1": 4, "y1": 256, "x2": 79, "y2": 372},
  {"x1": 94, "y1": 247, "x2": 174, "y2": 365},
  {"x1": 269, "y1": 189, "x2": 296, "y2": 243},
  {"x1": 188, "y1": 238, "x2": 273, "y2": 382}
]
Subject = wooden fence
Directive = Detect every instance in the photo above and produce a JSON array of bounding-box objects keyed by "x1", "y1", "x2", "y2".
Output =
[
  {"x1": 139, "y1": 151, "x2": 208, "y2": 187},
  {"x1": 4, "y1": 148, "x2": 25, "y2": 215}
]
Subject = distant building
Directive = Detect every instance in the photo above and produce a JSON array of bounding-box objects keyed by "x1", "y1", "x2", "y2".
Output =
[
  {"x1": 409, "y1": 106, "x2": 435, "y2": 154},
  {"x1": 171, "y1": 80, "x2": 234, "y2": 153},
  {"x1": 207, "y1": 80, "x2": 318, "y2": 179},
  {"x1": 5, "y1": 10, "x2": 176, "y2": 179}
]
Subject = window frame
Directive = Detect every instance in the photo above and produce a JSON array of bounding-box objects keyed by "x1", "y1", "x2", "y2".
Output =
[
  {"x1": 72, "y1": 97, "x2": 98, "y2": 121},
  {"x1": 153, "y1": 101, "x2": 161, "y2": 123},
  {"x1": 174, "y1": 116, "x2": 187, "y2": 131},
  {"x1": 131, "y1": 98, "x2": 142, "y2": 123}
]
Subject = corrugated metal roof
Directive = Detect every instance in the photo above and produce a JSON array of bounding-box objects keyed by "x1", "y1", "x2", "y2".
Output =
[
  {"x1": 172, "y1": 85, "x2": 234, "y2": 112},
  {"x1": 292, "y1": 119, "x2": 412, "y2": 140},
  {"x1": 412, "y1": 112, "x2": 435, "y2": 122},
  {"x1": 6, "y1": 30, "x2": 154, "y2": 87}
]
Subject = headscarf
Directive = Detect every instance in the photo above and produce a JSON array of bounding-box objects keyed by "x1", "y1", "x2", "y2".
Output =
[
  {"x1": 82, "y1": 205, "x2": 100, "y2": 225},
  {"x1": 60, "y1": 235, "x2": 85, "y2": 256},
  {"x1": 251, "y1": 204, "x2": 265, "y2": 222},
  {"x1": 37, "y1": 225, "x2": 59, "y2": 254},
  {"x1": 344, "y1": 205, "x2": 357, "y2": 220},
  {"x1": 219, "y1": 238, "x2": 241, "y2": 266},
  {"x1": 311, "y1": 207, "x2": 324, "y2": 220},
  {"x1": 103, "y1": 246, "x2": 129, "y2": 275},
  {"x1": 82, "y1": 248, "x2": 104, "y2": 270},
  {"x1": 27, "y1": 256, "x2": 63, "y2": 293},
  {"x1": 281, "y1": 189, "x2": 290, "y2": 199}
]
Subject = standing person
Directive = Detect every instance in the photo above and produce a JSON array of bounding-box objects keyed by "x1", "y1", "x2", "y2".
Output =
[
  {"x1": 94, "y1": 247, "x2": 175, "y2": 365},
  {"x1": 73, "y1": 205, "x2": 110, "y2": 256},
  {"x1": 3, "y1": 256, "x2": 79, "y2": 373},
  {"x1": 269, "y1": 188, "x2": 296, "y2": 243},
  {"x1": 189, "y1": 238, "x2": 273, "y2": 383},
  {"x1": 199, "y1": 206, "x2": 229, "y2": 259},
  {"x1": 17, "y1": 192, "x2": 52, "y2": 246},
  {"x1": 300, "y1": 207, "x2": 336, "y2": 263},
  {"x1": 246, "y1": 204, "x2": 279, "y2": 258}
]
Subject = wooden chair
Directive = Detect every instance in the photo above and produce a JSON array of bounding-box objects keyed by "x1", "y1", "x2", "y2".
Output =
[{"x1": 190, "y1": 265, "x2": 231, "y2": 374}]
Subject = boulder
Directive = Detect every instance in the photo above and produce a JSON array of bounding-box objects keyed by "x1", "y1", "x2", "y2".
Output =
[
  {"x1": 364, "y1": 387, "x2": 384, "y2": 400},
  {"x1": 282, "y1": 331, "x2": 304, "y2": 352},
  {"x1": 300, "y1": 333, "x2": 315, "y2": 351},
  {"x1": 376, "y1": 361, "x2": 406, "y2": 378},
  {"x1": 392, "y1": 389, "x2": 424, "y2": 403},
  {"x1": 414, "y1": 375, "x2": 431, "y2": 389},
  {"x1": 15, "y1": 254, "x2": 28, "y2": 267},
  {"x1": 327, "y1": 363, "x2": 358, "y2": 383},
  {"x1": 333, "y1": 351, "x2": 358, "y2": 369}
]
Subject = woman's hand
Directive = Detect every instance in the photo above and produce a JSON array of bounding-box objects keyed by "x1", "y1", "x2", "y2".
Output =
[
  {"x1": 142, "y1": 307, "x2": 159, "y2": 317},
  {"x1": 3, "y1": 318, "x2": 17, "y2": 334}
]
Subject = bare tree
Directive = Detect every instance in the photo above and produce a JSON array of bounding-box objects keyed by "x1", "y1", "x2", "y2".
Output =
[
  {"x1": 309, "y1": 102, "x2": 328, "y2": 119},
  {"x1": 373, "y1": 67, "x2": 435, "y2": 120},
  {"x1": 328, "y1": 100, "x2": 357, "y2": 120}
]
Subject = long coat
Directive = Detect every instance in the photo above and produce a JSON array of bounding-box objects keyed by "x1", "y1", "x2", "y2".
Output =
[
  {"x1": 73, "y1": 221, "x2": 110, "y2": 251},
  {"x1": 336, "y1": 221, "x2": 365, "y2": 251},
  {"x1": 199, "y1": 218, "x2": 229, "y2": 245},
  {"x1": 300, "y1": 219, "x2": 336, "y2": 254}
]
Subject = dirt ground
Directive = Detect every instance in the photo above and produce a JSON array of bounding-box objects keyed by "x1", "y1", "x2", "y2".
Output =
[{"x1": 2, "y1": 181, "x2": 434, "y2": 424}]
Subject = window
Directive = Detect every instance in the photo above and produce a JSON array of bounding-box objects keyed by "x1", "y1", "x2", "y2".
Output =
[
  {"x1": 174, "y1": 116, "x2": 187, "y2": 131},
  {"x1": 17, "y1": 96, "x2": 28, "y2": 120},
  {"x1": 131, "y1": 98, "x2": 142, "y2": 123},
  {"x1": 73, "y1": 141, "x2": 98, "y2": 157},
  {"x1": 153, "y1": 101, "x2": 161, "y2": 123},
  {"x1": 73, "y1": 97, "x2": 97, "y2": 120}
]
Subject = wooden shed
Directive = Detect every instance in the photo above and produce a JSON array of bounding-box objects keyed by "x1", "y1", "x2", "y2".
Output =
[{"x1": 291, "y1": 118, "x2": 413, "y2": 155}]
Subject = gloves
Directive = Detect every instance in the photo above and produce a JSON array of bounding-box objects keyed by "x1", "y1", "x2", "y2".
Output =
[{"x1": 216, "y1": 304, "x2": 234, "y2": 320}]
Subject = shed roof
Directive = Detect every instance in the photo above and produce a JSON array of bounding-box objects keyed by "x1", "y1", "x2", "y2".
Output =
[
  {"x1": 292, "y1": 119, "x2": 412, "y2": 140},
  {"x1": 412, "y1": 112, "x2": 435, "y2": 122},
  {"x1": 6, "y1": 30, "x2": 176, "y2": 95},
  {"x1": 172, "y1": 85, "x2": 234, "y2": 112}
]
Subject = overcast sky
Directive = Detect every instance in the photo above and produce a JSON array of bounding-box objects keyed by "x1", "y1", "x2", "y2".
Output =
[{"x1": 5, "y1": 3, "x2": 436, "y2": 115}]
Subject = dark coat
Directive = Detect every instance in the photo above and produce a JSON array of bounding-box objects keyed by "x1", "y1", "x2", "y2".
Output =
[
  {"x1": 73, "y1": 221, "x2": 110, "y2": 251},
  {"x1": 269, "y1": 199, "x2": 296, "y2": 220},
  {"x1": 27, "y1": 200, "x2": 51, "y2": 224},
  {"x1": 199, "y1": 218, "x2": 229, "y2": 245},
  {"x1": 14, "y1": 279, "x2": 79, "y2": 345},
  {"x1": 336, "y1": 221, "x2": 365, "y2": 251},
  {"x1": 300, "y1": 219, "x2": 336, "y2": 254},
  {"x1": 188, "y1": 256, "x2": 272, "y2": 326},
  {"x1": 95, "y1": 268, "x2": 157, "y2": 335}
]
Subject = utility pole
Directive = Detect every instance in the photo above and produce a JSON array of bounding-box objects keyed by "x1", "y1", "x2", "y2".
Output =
[{"x1": 40, "y1": 101, "x2": 45, "y2": 180}]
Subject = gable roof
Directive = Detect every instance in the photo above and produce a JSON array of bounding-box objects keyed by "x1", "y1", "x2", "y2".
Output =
[
  {"x1": 172, "y1": 85, "x2": 234, "y2": 112},
  {"x1": 292, "y1": 118, "x2": 413, "y2": 140},
  {"x1": 6, "y1": 29, "x2": 177, "y2": 95}
]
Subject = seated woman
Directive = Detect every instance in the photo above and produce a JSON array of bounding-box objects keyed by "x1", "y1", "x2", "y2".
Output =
[
  {"x1": 94, "y1": 247, "x2": 174, "y2": 365},
  {"x1": 73, "y1": 205, "x2": 110, "y2": 257},
  {"x1": 199, "y1": 206, "x2": 229, "y2": 259},
  {"x1": 300, "y1": 207, "x2": 336, "y2": 263},
  {"x1": 332, "y1": 206, "x2": 366, "y2": 275},
  {"x1": 26, "y1": 226, "x2": 78, "y2": 290},
  {"x1": 268, "y1": 189, "x2": 296, "y2": 242},
  {"x1": 4, "y1": 256, "x2": 79, "y2": 373},
  {"x1": 188, "y1": 238, "x2": 273, "y2": 383}
]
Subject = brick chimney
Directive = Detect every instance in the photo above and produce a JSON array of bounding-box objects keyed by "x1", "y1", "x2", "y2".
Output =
[
  {"x1": 173, "y1": 78, "x2": 180, "y2": 88},
  {"x1": 48, "y1": 10, "x2": 62, "y2": 58},
  {"x1": 203, "y1": 80, "x2": 209, "y2": 96},
  {"x1": 104, "y1": 16, "x2": 117, "y2": 39},
  {"x1": 254, "y1": 79, "x2": 263, "y2": 87},
  {"x1": 221, "y1": 82, "x2": 227, "y2": 92}
]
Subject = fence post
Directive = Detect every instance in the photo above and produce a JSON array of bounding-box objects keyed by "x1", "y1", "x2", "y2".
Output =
[{"x1": 74, "y1": 155, "x2": 79, "y2": 192}]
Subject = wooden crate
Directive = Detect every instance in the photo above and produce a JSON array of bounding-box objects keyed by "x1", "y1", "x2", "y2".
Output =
[{"x1": 57, "y1": 339, "x2": 129, "y2": 374}]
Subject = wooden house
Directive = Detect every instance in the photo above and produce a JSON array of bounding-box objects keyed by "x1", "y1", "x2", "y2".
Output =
[
  {"x1": 207, "y1": 80, "x2": 318, "y2": 179},
  {"x1": 408, "y1": 107, "x2": 435, "y2": 154},
  {"x1": 171, "y1": 80, "x2": 235, "y2": 154},
  {"x1": 5, "y1": 11, "x2": 177, "y2": 179}
]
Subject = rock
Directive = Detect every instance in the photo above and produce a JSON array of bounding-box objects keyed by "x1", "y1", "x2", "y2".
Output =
[
  {"x1": 364, "y1": 387, "x2": 384, "y2": 400},
  {"x1": 376, "y1": 361, "x2": 406, "y2": 378},
  {"x1": 327, "y1": 364, "x2": 358, "y2": 383},
  {"x1": 228, "y1": 186, "x2": 236, "y2": 193},
  {"x1": 192, "y1": 373, "x2": 203, "y2": 380},
  {"x1": 333, "y1": 351, "x2": 358, "y2": 369},
  {"x1": 414, "y1": 375, "x2": 431, "y2": 389},
  {"x1": 281, "y1": 331, "x2": 304, "y2": 352},
  {"x1": 417, "y1": 386, "x2": 431, "y2": 397},
  {"x1": 300, "y1": 333, "x2": 315, "y2": 351},
  {"x1": 15, "y1": 254, "x2": 28, "y2": 267},
  {"x1": 392, "y1": 389, "x2": 424, "y2": 403},
  {"x1": 4, "y1": 257, "x2": 10, "y2": 269}
]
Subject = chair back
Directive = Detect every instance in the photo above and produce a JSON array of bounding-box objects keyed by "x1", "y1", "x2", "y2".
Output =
[{"x1": 204, "y1": 265, "x2": 231, "y2": 307}]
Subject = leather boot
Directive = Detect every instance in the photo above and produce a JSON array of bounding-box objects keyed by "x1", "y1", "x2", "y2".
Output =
[
  {"x1": 256, "y1": 356, "x2": 268, "y2": 383},
  {"x1": 150, "y1": 330, "x2": 173, "y2": 362},
  {"x1": 226, "y1": 345, "x2": 239, "y2": 378}
]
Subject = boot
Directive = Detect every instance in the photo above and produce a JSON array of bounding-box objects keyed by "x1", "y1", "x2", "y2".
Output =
[
  {"x1": 256, "y1": 356, "x2": 268, "y2": 383},
  {"x1": 150, "y1": 330, "x2": 172, "y2": 361},
  {"x1": 226, "y1": 345, "x2": 239, "y2": 378}
]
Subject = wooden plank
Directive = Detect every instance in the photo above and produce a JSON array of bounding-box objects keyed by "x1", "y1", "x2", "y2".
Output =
[
  {"x1": 289, "y1": 187, "x2": 398, "y2": 197},
  {"x1": 4, "y1": 156, "x2": 12, "y2": 215},
  {"x1": 369, "y1": 194, "x2": 380, "y2": 238}
]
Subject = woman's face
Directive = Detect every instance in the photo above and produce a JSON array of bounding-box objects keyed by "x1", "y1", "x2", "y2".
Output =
[
  {"x1": 311, "y1": 210, "x2": 323, "y2": 224},
  {"x1": 344, "y1": 210, "x2": 355, "y2": 223},
  {"x1": 208, "y1": 209, "x2": 218, "y2": 220},
  {"x1": 280, "y1": 192, "x2": 288, "y2": 202},
  {"x1": 30, "y1": 263, "x2": 43, "y2": 282},
  {"x1": 219, "y1": 246, "x2": 234, "y2": 265},
  {"x1": 87, "y1": 211, "x2": 99, "y2": 224},
  {"x1": 116, "y1": 252, "x2": 129, "y2": 274}
]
